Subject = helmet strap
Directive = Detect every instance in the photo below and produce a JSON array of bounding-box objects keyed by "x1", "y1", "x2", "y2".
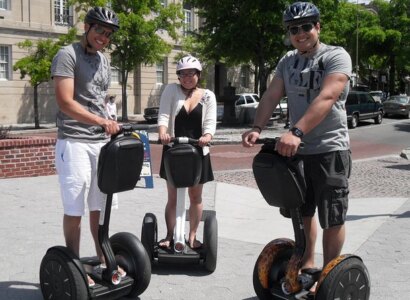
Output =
[
  {"x1": 82, "y1": 24, "x2": 96, "y2": 54},
  {"x1": 300, "y1": 38, "x2": 320, "y2": 56}
]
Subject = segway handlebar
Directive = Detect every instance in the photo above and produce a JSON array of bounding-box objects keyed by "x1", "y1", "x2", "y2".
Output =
[
  {"x1": 90, "y1": 123, "x2": 153, "y2": 134},
  {"x1": 255, "y1": 137, "x2": 304, "y2": 149},
  {"x1": 157, "y1": 137, "x2": 211, "y2": 147}
]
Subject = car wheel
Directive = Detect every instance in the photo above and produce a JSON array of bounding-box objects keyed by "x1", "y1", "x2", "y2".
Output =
[
  {"x1": 407, "y1": 110, "x2": 410, "y2": 119},
  {"x1": 349, "y1": 114, "x2": 359, "y2": 129},
  {"x1": 374, "y1": 112, "x2": 383, "y2": 124}
]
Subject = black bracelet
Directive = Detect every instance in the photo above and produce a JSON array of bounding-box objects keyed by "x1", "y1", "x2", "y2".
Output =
[{"x1": 252, "y1": 125, "x2": 262, "y2": 133}]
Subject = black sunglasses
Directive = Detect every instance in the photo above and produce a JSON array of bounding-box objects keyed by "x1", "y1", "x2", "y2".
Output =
[
  {"x1": 289, "y1": 23, "x2": 315, "y2": 35},
  {"x1": 93, "y1": 25, "x2": 113, "y2": 38}
]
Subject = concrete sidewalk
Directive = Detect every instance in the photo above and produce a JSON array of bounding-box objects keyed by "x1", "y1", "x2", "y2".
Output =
[{"x1": 1, "y1": 164, "x2": 409, "y2": 299}]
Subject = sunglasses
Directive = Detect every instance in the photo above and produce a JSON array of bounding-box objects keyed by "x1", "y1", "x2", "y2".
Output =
[
  {"x1": 93, "y1": 25, "x2": 113, "y2": 38},
  {"x1": 178, "y1": 70, "x2": 198, "y2": 78},
  {"x1": 288, "y1": 23, "x2": 315, "y2": 35}
]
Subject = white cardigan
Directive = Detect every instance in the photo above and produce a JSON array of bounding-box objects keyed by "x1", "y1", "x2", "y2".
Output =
[{"x1": 157, "y1": 83, "x2": 217, "y2": 155}]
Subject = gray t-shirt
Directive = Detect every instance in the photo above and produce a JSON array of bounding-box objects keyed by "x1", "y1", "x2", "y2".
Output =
[
  {"x1": 275, "y1": 43, "x2": 352, "y2": 154},
  {"x1": 51, "y1": 42, "x2": 111, "y2": 140}
]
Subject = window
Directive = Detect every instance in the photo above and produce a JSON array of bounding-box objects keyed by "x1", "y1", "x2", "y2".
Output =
[
  {"x1": 346, "y1": 93, "x2": 359, "y2": 105},
  {"x1": 183, "y1": 9, "x2": 192, "y2": 36},
  {"x1": 0, "y1": 0, "x2": 9, "y2": 10},
  {"x1": 156, "y1": 61, "x2": 165, "y2": 85},
  {"x1": 0, "y1": 45, "x2": 11, "y2": 80},
  {"x1": 54, "y1": 0, "x2": 73, "y2": 26},
  {"x1": 111, "y1": 68, "x2": 122, "y2": 84}
]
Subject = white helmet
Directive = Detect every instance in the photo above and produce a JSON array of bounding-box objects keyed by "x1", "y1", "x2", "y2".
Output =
[{"x1": 176, "y1": 56, "x2": 202, "y2": 73}]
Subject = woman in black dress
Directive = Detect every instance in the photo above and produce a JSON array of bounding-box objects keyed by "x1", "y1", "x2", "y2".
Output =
[{"x1": 157, "y1": 56, "x2": 217, "y2": 249}]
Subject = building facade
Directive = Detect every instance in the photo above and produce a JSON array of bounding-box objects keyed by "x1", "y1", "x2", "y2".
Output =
[{"x1": 0, "y1": 0, "x2": 254, "y2": 125}]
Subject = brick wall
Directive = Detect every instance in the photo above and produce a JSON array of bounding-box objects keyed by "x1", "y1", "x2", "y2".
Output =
[{"x1": 0, "y1": 136, "x2": 56, "y2": 178}]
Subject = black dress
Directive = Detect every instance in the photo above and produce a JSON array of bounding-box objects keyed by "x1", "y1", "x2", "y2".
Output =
[{"x1": 159, "y1": 104, "x2": 214, "y2": 184}]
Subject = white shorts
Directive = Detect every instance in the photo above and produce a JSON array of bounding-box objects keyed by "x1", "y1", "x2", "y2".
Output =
[{"x1": 55, "y1": 139, "x2": 109, "y2": 216}]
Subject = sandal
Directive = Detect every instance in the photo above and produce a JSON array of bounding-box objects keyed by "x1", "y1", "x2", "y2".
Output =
[
  {"x1": 88, "y1": 275, "x2": 95, "y2": 287},
  {"x1": 93, "y1": 264, "x2": 127, "y2": 278},
  {"x1": 158, "y1": 237, "x2": 173, "y2": 249},
  {"x1": 187, "y1": 238, "x2": 202, "y2": 249}
]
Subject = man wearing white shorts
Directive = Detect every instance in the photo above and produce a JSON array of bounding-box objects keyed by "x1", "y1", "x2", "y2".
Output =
[{"x1": 51, "y1": 7, "x2": 121, "y2": 286}]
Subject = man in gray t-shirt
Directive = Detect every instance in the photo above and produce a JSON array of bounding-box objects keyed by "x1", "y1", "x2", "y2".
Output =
[
  {"x1": 242, "y1": 2, "x2": 352, "y2": 288},
  {"x1": 50, "y1": 7, "x2": 122, "y2": 287}
]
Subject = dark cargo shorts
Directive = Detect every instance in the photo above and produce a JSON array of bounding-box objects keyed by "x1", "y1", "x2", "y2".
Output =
[{"x1": 300, "y1": 150, "x2": 351, "y2": 229}]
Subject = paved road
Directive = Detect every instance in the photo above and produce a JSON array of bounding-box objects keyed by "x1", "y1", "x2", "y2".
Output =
[{"x1": 2, "y1": 120, "x2": 410, "y2": 300}]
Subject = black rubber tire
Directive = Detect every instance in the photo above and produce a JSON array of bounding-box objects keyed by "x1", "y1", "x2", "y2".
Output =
[
  {"x1": 374, "y1": 111, "x2": 383, "y2": 124},
  {"x1": 252, "y1": 247, "x2": 293, "y2": 300},
  {"x1": 141, "y1": 213, "x2": 157, "y2": 261},
  {"x1": 40, "y1": 248, "x2": 88, "y2": 300},
  {"x1": 349, "y1": 114, "x2": 359, "y2": 128},
  {"x1": 110, "y1": 232, "x2": 151, "y2": 297},
  {"x1": 203, "y1": 213, "x2": 218, "y2": 272},
  {"x1": 315, "y1": 256, "x2": 370, "y2": 300}
]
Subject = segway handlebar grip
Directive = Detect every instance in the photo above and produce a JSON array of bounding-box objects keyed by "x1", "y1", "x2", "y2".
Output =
[
  {"x1": 256, "y1": 137, "x2": 304, "y2": 149},
  {"x1": 156, "y1": 137, "x2": 211, "y2": 147}
]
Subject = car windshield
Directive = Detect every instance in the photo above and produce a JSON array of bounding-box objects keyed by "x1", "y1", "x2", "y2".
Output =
[{"x1": 389, "y1": 96, "x2": 409, "y2": 104}]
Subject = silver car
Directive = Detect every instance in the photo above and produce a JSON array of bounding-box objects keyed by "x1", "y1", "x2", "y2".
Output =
[{"x1": 383, "y1": 95, "x2": 410, "y2": 118}]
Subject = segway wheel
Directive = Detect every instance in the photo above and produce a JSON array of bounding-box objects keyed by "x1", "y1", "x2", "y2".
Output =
[
  {"x1": 40, "y1": 248, "x2": 88, "y2": 300},
  {"x1": 110, "y1": 232, "x2": 151, "y2": 297},
  {"x1": 252, "y1": 241, "x2": 294, "y2": 300},
  {"x1": 141, "y1": 213, "x2": 158, "y2": 261},
  {"x1": 203, "y1": 212, "x2": 218, "y2": 272},
  {"x1": 315, "y1": 256, "x2": 370, "y2": 300}
]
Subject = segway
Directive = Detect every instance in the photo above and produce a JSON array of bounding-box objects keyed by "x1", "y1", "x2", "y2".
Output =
[
  {"x1": 40, "y1": 124, "x2": 151, "y2": 300},
  {"x1": 252, "y1": 138, "x2": 370, "y2": 300},
  {"x1": 141, "y1": 137, "x2": 218, "y2": 272}
]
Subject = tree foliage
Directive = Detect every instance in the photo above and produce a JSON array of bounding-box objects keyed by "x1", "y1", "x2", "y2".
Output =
[
  {"x1": 71, "y1": 0, "x2": 183, "y2": 120},
  {"x1": 184, "y1": 0, "x2": 409, "y2": 95},
  {"x1": 13, "y1": 28, "x2": 77, "y2": 128},
  {"x1": 186, "y1": 0, "x2": 290, "y2": 95}
]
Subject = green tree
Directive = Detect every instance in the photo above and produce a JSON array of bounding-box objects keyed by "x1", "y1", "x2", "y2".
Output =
[
  {"x1": 71, "y1": 0, "x2": 183, "y2": 120},
  {"x1": 13, "y1": 28, "x2": 77, "y2": 129},
  {"x1": 185, "y1": 0, "x2": 290, "y2": 95}
]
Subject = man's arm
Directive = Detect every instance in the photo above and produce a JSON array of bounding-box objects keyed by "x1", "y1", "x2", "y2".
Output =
[
  {"x1": 293, "y1": 72, "x2": 349, "y2": 134},
  {"x1": 276, "y1": 72, "x2": 349, "y2": 157},
  {"x1": 54, "y1": 76, "x2": 119, "y2": 134},
  {"x1": 242, "y1": 76, "x2": 285, "y2": 147},
  {"x1": 253, "y1": 76, "x2": 285, "y2": 129}
]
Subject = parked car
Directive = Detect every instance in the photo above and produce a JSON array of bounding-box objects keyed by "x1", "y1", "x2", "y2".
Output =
[
  {"x1": 383, "y1": 95, "x2": 410, "y2": 118},
  {"x1": 369, "y1": 90, "x2": 385, "y2": 103},
  {"x1": 345, "y1": 90, "x2": 384, "y2": 128},
  {"x1": 234, "y1": 93, "x2": 260, "y2": 118},
  {"x1": 143, "y1": 106, "x2": 159, "y2": 123}
]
